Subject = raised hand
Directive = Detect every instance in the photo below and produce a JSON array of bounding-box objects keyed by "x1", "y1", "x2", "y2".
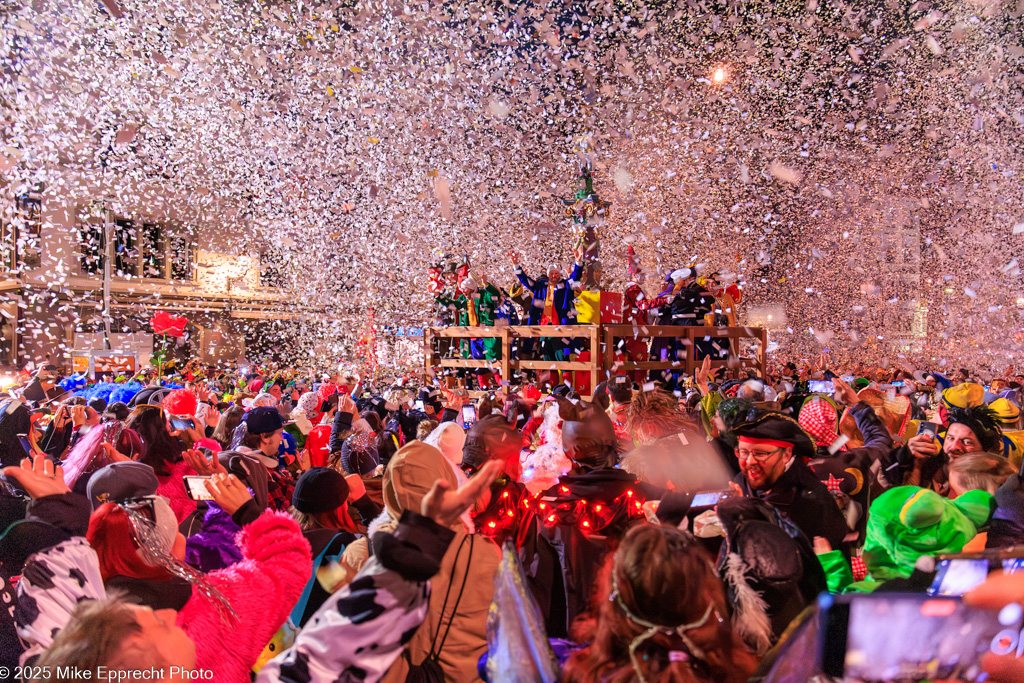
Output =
[
  {"x1": 183, "y1": 448, "x2": 228, "y2": 476},
  {"x1": 421, "y1": 460, "x2": 502, "y2": 528},
  {"x1": 3, "y1": 454, "x2": 69, "y2": 499},
  {"x1": 206, "y1": 473, "x2": 252, "y2": 516}
]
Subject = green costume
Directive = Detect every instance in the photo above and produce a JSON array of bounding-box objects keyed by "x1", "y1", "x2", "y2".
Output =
[
  {"x1": 436, "y1": 283, "x2": 501, "y2": 360},
  {"x1": 818, "y1": 485, "x2": 995, "y2": 593}
]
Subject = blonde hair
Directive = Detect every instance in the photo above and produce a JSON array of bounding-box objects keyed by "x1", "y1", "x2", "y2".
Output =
[
  {"x1": 37, "y1": 596, "x2": 170, "y2": 678},
  {"x1": 949, "y1": 452, "x2": 1015, "y2": 494}
]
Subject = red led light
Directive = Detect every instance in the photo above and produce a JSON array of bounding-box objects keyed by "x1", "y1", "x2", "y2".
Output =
[
  {"x1": 488, "y1": 521, "x2": 496, "y2": 528},
  {"x1": 627, "y1": 490, "x2": 634, "y2": 497}
]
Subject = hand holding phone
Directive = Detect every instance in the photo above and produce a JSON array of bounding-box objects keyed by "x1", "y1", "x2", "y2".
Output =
[
  {"x1": 818, "y1": 592, "x2": 1022, "y2": 681},
  {"x1": 461, "y1": 404, "x2": 477, "y2": 427}
]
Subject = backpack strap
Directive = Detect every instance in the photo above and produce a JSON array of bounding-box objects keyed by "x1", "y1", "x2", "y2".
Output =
[
  {"x1": 289, "y1": 531, "x2": 348, "y2": 626},
  {"x1": 426, "y1": 534, "x2": 475, "y2": 659}
]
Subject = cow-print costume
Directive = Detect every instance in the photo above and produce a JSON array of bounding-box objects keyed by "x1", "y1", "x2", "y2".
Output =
[
  {"x1": 15, "y1": 538, "x2": 105, "y2": 665},
  {"x1": 256, "y1": 513, "x2": 454, "y2": 683}
]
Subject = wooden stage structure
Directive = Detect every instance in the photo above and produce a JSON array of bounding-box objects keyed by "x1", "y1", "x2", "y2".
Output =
[{"x1": 425, "y1": 324, "x2": 767, "y2": 397}]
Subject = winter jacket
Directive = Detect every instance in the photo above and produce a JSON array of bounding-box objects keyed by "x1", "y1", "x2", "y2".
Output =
[
  {"x1": 734, "y1": 458, "x2": 851, "y2": 551},
  {"x1": 14, "y1": 504, "x2": 309, "y2": 683},
  {"x1": 256, "y1": 511, "x2": 456, "y2": 683},
  {"x1": 180, "y1": 510, "x2": 311, "y2": 683},
  {"x1": 381, "y1": 532, "x2": 501, "y2": 683},
  {"x1": 185, "y1": 502, "x2": 245, "y2": 572},
  {"x1": 514, "y1": 262, "x2": 583, "y2": 325},
  {"x1": 804, "y1": 401, "x2": 894, "y2": 544},
  {"x1": 9, "y1": 493, "x2": 99, "y2": 663}
]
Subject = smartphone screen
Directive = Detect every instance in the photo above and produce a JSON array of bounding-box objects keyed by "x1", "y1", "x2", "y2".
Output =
[
  {"x1": 691, "y1": 490, "x2": 732, "y2": 507},
  {"x1": 414, "y1": 400, "x2": 425, "y2": 412},
  {"x1": 461, "y1": 404, "x2": 476, "y2": 426},
  {"x1": 892, "y1": 381, "x2": 905, "y2": 387},
  {"x1": 170, "y1": 417, "x2": 195, "y2": 432},
  {"x1": 183, "y1": 476, "x2": 214, "y2": 501},
  {"x1": 929, "y1": 559, "x2": 991, "y2": 596},
  {"x1": 808, "y1": 380, "x2": 835, "y2": 395},
  {"x1": 818, "y1": 593, "x2": 1021, "y2": 681}
]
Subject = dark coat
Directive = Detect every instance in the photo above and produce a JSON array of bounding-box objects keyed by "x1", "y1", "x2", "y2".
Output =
[
  {"x1": 734, "y1": 457, "x2": 851, "y2": 549},
  {"x1": 804, "y1": 401, "x2": 893, "y2": 544}
]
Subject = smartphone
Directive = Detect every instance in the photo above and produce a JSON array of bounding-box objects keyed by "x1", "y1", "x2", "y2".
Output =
[
  {"x1": 690, "y1": 489, "x2": 734, "y2": 508},
  {"x1": 414, "y1": 400, "x2": 425, "y2": 412},
  {"x1": 919, "y1": 421, "x2": 941, "y2": 440},
  {"x1": 17, "y1": 435, "x2": 31, "y2": 456},
  {"x1": 808, "y1": 380, "x2": 835, "y2": 395},
  {"x1": 929, "y1": 558, "x2": 991, "y2": 596},
  {"x1": 892, "y1": 380, "x2": 905, "y2": 387},
  {"x1": 461, "y1": 404, "x2": 477, "y2": 427},
  {"x1": 817, "y1": 592, "x2": 1021, "y2": 681},
  {"x1": 929, "y1": 549, "x2": 1024, "y2": 596},
  {"x1": 169, "y1": 416, "x2": 195, "y2": 432},
  {"x1": 183, "y1": 475, "x2": 214, "y2": 501}
]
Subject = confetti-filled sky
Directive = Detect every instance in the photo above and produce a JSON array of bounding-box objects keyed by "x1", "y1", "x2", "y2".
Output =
[{"x1": 2, "y1": 0, "x2": 1022, "y2": 370}]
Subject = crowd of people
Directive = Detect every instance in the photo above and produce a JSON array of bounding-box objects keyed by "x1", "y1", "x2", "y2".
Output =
[
  {"x1": 426, "y1": 248, "x2": 743, "y2": 386},
  {"x1": 1, "y1": 354, "x2": 1024, "y2": 682}
]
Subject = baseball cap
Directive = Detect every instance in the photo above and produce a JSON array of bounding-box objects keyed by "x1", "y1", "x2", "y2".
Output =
[
  {"x1": 244, "y1": 405, "x2": 284, "y2": 434},
  {"x1": 86, "y1": 462, "x2": 159, "y2": 510}
]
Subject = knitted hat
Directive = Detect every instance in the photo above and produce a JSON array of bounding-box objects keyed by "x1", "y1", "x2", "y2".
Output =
[
  {"x1": 862, "y1": 486, "x2": 995, "y2": 581},
  {"x1": 292, "y1": 467, "x2": 350, "y2": 514}
]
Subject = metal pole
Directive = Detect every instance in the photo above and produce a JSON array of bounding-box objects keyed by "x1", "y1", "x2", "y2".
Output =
[{"x1": 102, "y1": 209, "x2": 112, "y2": 350}]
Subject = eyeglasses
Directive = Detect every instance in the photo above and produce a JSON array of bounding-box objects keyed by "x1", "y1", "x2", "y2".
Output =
[{"x1": 735, "y1": 446, "x2": 785, "y2": 463}]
